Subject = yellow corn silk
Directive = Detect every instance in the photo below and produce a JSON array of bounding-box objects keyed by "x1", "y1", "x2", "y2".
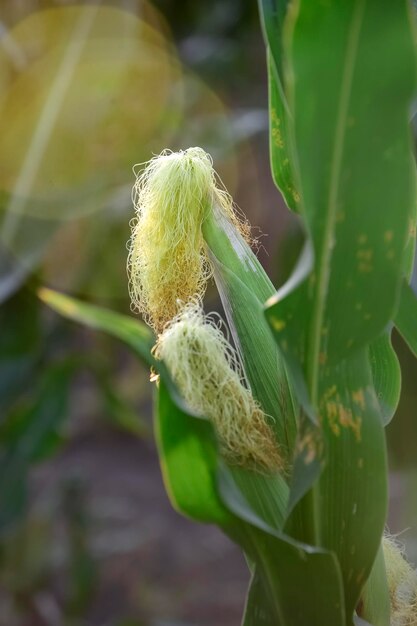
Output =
[
  {"x1": 383, "y1": 535, "x2": 417, "y2": 626},
  {"x1": 154, "y1": 302, "x2": 283, "y2": 473},
  {"x1": 127, "y1": 147, "x2": 248, "y2": 333}
]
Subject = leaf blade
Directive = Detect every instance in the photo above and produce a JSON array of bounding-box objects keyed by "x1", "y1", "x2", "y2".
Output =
[{"x1": 395, "y1": 279, "x2": 417, "y2": 358}]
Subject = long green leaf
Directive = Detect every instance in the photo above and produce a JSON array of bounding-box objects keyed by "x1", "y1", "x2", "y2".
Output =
[
  {"x1": 276, "y1": 0, "x2": 417, "y2": 377},
  {"x1": 159, "y1": 376, "x2": 345, "y2": 626},
  {"x1": 257, "y1": 0, "x2": 289, "y2": 84},
  {"x1": 258, "y1": 0, "x2": 300, "y2": 212},
  {"x1": 267, "y1": 56, "x2": 300, "y2": 211},
  {"x1": 38, "y1": 287, "x2": 155, "y2": 365},
  {"x1": 158, "y1": 368, "x2": 345, "y2": 626},
  {"x1": 265, "y1": 2, "x2": 416, "y2": 622},
  {"x1": 315, "y1": 349, "x2": 387, "y2": 617},
  {"x1": 219, "y1": 465, "x2": 346, "y2": 626}
]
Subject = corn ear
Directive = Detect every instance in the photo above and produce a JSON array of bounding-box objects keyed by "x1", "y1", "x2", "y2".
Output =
[{"x1": 202, "y1": 205, "x2": 298, "y2": 461}]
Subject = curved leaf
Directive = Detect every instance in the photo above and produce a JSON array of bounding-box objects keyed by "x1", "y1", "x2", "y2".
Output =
[
  {"x1": 258, "y1": 0, "x2": 300, "y2": 212},
  {"x1": 156, "y1": 380, "x2": 232, "y2": 526},
  {"x1": 267, "y1": 57, "x2": 300, "y2": 212},
  {"x1": 369, "y1": 331, "x2": 401, "y2": 425},
  {"x1": 38, "y1": 287, "x2": 155, "y2": 365},
  {"x1": 395, "y1": 279, "x2": 417, "y2": 358},
  {"x1": 257, "y1": 0, "x2": 289, "y2": 84}
]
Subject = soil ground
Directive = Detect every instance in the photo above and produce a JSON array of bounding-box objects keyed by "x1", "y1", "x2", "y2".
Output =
[{"x1": 32, "y1": 430, "x2": 248, "y2": 626}]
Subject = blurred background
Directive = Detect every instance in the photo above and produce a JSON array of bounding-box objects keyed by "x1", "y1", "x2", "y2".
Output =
[{"x1": 0, "y1": 2, "x2": 416, "y2": 625}]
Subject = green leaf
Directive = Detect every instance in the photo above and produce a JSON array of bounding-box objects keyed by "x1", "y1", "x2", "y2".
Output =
[
  {"x1": 277, "y1": 0, "x2": 417, "y2": 373},
  {"x1": 156, "y1": 380, "x2": 232, "y2": 525},
  {"x1": 395, "y1": 279, "x2": 417, "y2": 358},
  {"x1": 242, "y1": 568, "x2": 279, "y2": 626},
  {"x1": 369, "y1": 331, "x2": 401, "y2": 425},
  {"x1": 230, "y1": 466, "x2": 288, "y2": 533},
  {"x1": 268, "y1": 288, "x2": 389, "y2": 620},
  {"x1": 39, "y1": 288, "x2": 231, "y2": 524},
  {"x1": 38, "y1": 290, "x2": 152, "y2": 438},
  {"x1": 284, "y1": 410, "x2": 324, "y2": 525},
  {"x1": 359, "y1": 543, "x2": 390, "y2": 626},
  {"x1": 38, "y1": 287, "x2": 155, "y2": 365},
  {"x1": 263, "y1": 5, "x2": 416, "y2": 620},
  {"x1": 370, "y1": 173, "x2": 417, "y2": 425},
  {"x1": 157, "y1": 342, "x2": 344, "y2": 626},
  {"x1": 278, "y1": 347, "x2": 388, "y2": 619},
  {"x1": 401, "y1": 171, "x2": 417, "y2": 280},
  {"x1": 157, "y1": 346, "x2": 345, "y2": 626},
  {"x1": 315, "y1": 350, "x2": 387, "y2": 617},
  {"x1": 219, "y1": 465, "x2": 346, "y2": 626},
  {"x1": 265, "y1": 240, "x2": 314, "y2": 415},
  {"x1": 257, "y1": 0, "x2": 289, "y2": 83},
  {"x1": 158, "y1": 370, "x2": 345, "y2": 626},
  {"x1": 267, "y1": 56, "x2": 300, "y2": 212},
  {"x1": 258, "y1": 1, "x2": 300, "y2": 211}
]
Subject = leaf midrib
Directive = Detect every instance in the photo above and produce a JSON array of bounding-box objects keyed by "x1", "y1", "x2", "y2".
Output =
[{"x1": 306, "y1": 0, "x2": 367, "y2": 407}]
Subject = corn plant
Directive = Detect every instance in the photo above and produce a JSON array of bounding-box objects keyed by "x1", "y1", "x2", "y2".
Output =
[{"x1": 39, "y1": 1, "x2": 417, "y2": 624}]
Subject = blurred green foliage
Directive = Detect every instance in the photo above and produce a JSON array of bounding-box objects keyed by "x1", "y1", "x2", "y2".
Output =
[{"x1": 0, "y1": 1, "x2": 265, "y2": 624}]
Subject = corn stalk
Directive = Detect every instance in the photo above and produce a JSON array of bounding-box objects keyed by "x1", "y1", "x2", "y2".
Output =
[{"x1": 40, "y1": 1, "x2": 417, "y2": 624}]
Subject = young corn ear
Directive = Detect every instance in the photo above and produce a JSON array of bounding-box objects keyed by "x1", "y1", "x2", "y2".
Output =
[
  {"x1": 127, "y1": 146, "x2": 297, "y2": 462},
  {"x1": 127, "y1": 148, "x2": 247, "y2": 333},
  {"x1": 382, "y1": 535, "x2": 417, "y2": 625},
  {"x1": 202, "y1": 203, "x2": 298, "y2": 459},
  {"x1": 154, "y1": 302, "x2": 284, "y2": 473}
]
